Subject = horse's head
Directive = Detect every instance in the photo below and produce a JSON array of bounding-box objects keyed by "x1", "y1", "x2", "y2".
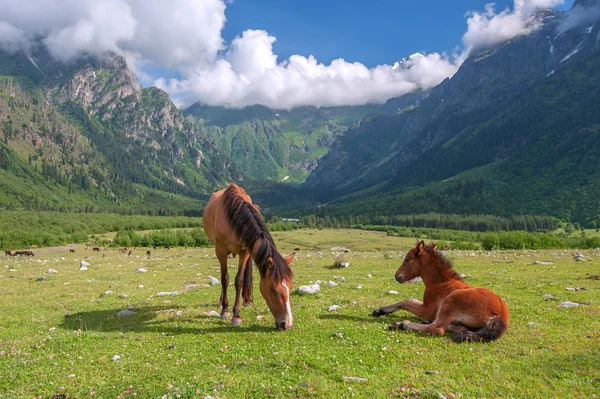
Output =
[
  {"x1": 395, "y1": 241, "x2": 436, "y2": 283},
  {"x1": 260, "y1": 252, "x2": 295, "y2": 330}
]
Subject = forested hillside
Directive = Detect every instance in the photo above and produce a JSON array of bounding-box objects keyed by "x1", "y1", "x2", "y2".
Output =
[
  {"x1": 183, "y1": 94, "x2": 424, "y2": 182},
  {"x1": 0, "y1": 47, "x2": 239, "y2": 214}
]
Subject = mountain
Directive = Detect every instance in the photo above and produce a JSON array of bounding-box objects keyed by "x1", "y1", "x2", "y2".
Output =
[
  {"x1": 307, "y1": 7, "x2": 600, "y2": 195},
  {"x1": 183, "y1": 93, "x2": 425, "y2": 182},
  {"x1": 299, "y1": 3, "x2": 600, "y2": 224},
  {"x1": 0, "y1": 46, "x2": 240, "y2": 213}
]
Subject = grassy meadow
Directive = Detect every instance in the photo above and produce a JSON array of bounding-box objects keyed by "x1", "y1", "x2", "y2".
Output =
[{"x1": 1, "y1": 229, "x2": 599, "y2": 398}]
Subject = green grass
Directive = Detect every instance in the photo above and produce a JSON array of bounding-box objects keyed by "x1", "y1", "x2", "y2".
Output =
[{"x1": 1, "y1": 229, "x2": 599, "y2": 398}]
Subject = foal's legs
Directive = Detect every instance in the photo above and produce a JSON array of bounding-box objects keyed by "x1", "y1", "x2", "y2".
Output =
[
  {"x1": 216, "y1": 248, "x2": 231, "y2": 320},
  {"x1": 373, "y1": 299, "x2": 435, "y2": 322},
  {"x1": 392, "y1": 301, "x2": 456, "y2": 336},
  {"x1": 231, "y1": 250, "x2": 250, "y2": 327}
]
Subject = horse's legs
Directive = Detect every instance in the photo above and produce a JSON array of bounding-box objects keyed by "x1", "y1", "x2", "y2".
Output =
[
  {"x1": 231, "y1": 250, "x2": 250, "y2": 327},
  {"x1": 373, "y1": 299, "x2": 434, "y2": 322},
  {"x1": 216, "y1": 248, "x2": 231, "y2": 320},
  {"x1": 391, "y1": 302, "x2": 455, "y2": 336}
]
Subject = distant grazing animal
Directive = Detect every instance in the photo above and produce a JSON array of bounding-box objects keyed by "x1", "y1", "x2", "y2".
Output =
[
  {"x1": 128, "y1": 250, "x2": 133, "y2": 256},
  {"x1": 153, "y1": 246, "x2": 157, "y2": 250},
  {"x1": 93, "y1": 247, "x2": 100, "y2": 252},
  {"x1": 293, "y1": 248, "x2": 300, "y2": 251},
  {"x1": 31, "y1": 245, "x2": 37, "y2": 249},
  {"x1": 203, "y1": 183, "x2": 295, "y2": 330},
  {"x1": 70, "y1": 249, "x2": 76, "y2": 253},
  {"x1": 5, "y1": 250, "x2": 16, "y2": 256},
  {"x1": 118, "y1": 248, "x2": 125, "y2": 254},
  {"x1": 146, "y1": 250, "x2": 151, "y2": 256},
  {"x1": 21, "y1": 250, "x2": 34, "y2": 256},
  {"x1": 373, "y1": 241, "x2": 509, "y2": 342}
]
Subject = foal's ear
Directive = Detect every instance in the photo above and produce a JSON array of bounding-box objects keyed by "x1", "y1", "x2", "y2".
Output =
[
  {"x1": 417, "y1": 240, "x2": 425, "y2": 255},
  {"x1": 432, "y1": 243, "x2": 438, "y2": 250},
  {"x1": 266, "y1": 256, "x2": 274, "y2": 269},
  {"x1": 284, "y1": 252, "x2": 295, "y2": 265}
]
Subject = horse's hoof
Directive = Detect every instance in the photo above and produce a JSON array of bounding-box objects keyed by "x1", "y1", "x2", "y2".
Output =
[
  {"x1": 388, "y1": 322, "x2": 402, "y2": 330},
  {"x1": 231, "y1": 318, "x2": 242, "y2": 327},
  {"x1": 221, "y1": 312, "x2": 231, "y2": 320},
  {"x1": 243, "y1": 301, "x2": 252, "y2": 307},
  {"x1": 400, "y1": 320, "x2": 411, "y2": 330},
  {"x1": 372, "y1": 309, "x2": 383, "y2": 317}
]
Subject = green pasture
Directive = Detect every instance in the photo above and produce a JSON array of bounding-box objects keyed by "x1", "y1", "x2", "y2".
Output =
[{"x1": 1, "y1": 229, "x2": 599, "y2": 398}]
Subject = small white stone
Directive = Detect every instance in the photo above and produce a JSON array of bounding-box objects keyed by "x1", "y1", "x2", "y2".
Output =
[
  {"x1": 112, "y1": 355, "x2": 121, "y2": 362},
  {"x1": 340, "y1": 277, "x2": 346, "y2": 282},
  {"x1": 47, "y1": 269, "x2": 58, "y2": 274},
  {"x1": 356, "y1": 285, "x2": 362, "y2": 289},
  {"x1": 157, "y1": 291, "x2": 179, "y2": 296},
  {"x1": 296, "y1": 284, "x2": 320, "y2": 295},
  {"x1": 49, "y1": 327, "x2": 56, "y2": 332},
  {"x1": 325, "y1": 281, "x2": 338, "y2": 287},
  {"x1": 136, "y1": 268, "x2": 148, "y2": 273},
  {"x1": 367, "y1": 274, "x2": 372, "y2": 278},
  {"x1": 208, "y1": 276, "x2": 220, "y2": 285},
  {"x1": 559, "y1": 301, "x2": 580, "y2": 308},
  {"x1": 119, "y1": 294, "x2": 128, "y2": 298},
  {"x1": 138, "y1": 285, "x2": 144, "y2": 288},
  {"x1": 340, "y1": 262, "x2": 350, "y2": 268},
  {"x1": 388, "y1": 290, "x2": 399, "y2": 295},
  {"x1": 103, "y1": 290, "x2": 113, "y2": 296},
  {"x1": 116, "y1": 309, "x2": 136, "y2": 317},
  {"x1": 527, "y1": 322, "x2": 536, "y2": 328},
  {"x1": 328, "y1": 305, "x2": 340, "y2": 311},
  {"x1": 207, "y1": 310, "x2": 220, "y2": 317},
  {"x1": 175, "y1": 311, "x2": 183, "y2": 317}
]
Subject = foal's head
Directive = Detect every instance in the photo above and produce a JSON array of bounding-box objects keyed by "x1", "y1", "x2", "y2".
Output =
[
  {"x1": 259, "y1": 252, "x2": 295, "y2": 330},
  {"x1": 395, "y1": 241, "x2": 437, "y2": 283}
]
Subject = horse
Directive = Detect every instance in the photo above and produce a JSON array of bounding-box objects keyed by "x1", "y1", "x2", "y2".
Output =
[
  {"x1": 146, "y1": 250, "x2": 151, "y2": 256},
  {"x1": 93, "y1": 247, "x2": 100, "y2": 252},
  {"x1": 373, "y1": 241, "x2": 509, "y2": 342},
  {"x1": 5, "y1": 250, "x2": 16, "y2": 256},
  {"x1": 70, "y1": 249, "x2": 76, "y2": 253},
  {"x1": 203, "y1": 183, "x2": 295, "y2": 330}
]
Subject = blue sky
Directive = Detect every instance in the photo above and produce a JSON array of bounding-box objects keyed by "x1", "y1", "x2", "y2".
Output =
[{"x1": 222, "y1": 0, "x2": 575, "y2": 67}]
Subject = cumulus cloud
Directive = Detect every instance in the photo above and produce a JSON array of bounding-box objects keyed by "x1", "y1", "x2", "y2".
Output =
[
  {"x1": 156, "y1": 31, "x2": 461, "y2": 109},
  {"x1": 0, "y1": 0, "x2": 567, "y2": 109},
  {"x1": 463, "y1": 0, "x2": 564, "y2": 50},
  {"x1": 0, "y1": 0, "x2": 462, "y2": 108}
]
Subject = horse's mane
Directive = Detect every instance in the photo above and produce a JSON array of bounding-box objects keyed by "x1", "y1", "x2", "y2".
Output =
[
  {"x1": 221, "y1": 184, "x2": 293, "y2": 284},
  {"x1": 423, "y1": 244, "x2": 463, "y2": 281}
]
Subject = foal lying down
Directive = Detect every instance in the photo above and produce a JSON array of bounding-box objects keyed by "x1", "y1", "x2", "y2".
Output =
[{"x1": 373, "y1": 241, "x2": 509, "y2": 342}]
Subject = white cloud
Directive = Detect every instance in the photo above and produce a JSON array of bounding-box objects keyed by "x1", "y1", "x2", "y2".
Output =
[
  {"x1": 463, "y1": 0, "x2": 564, "y2": 50},
  {"x1": 0, "y1": 0, "x2": 567, "y2": 109},
  {"x1": 156, "y1": 30, "x2": 461, "y2": 109}
]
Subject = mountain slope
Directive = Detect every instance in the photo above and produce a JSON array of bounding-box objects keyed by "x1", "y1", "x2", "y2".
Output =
[
  {"x1": 0, "y1": 47, "x2": 240, "y2": 212},
  {"x1": 183, "y1": 94, "x2": 424, "y2": 182},
  {"x1": 315, "y1": 32, "x2": 600, "y2": 225},
  {"x1": 306, "y1": 6, "x2": 600, "y2": 197}
]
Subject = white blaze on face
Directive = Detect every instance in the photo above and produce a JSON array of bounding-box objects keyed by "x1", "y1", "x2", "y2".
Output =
[{"x1": 282, "y1": 280, "x2": 293, "y2": 327}]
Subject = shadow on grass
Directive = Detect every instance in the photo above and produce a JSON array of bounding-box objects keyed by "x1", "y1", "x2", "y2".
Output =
[
  {"x1": 59, "y1": 305, "x2": 275, "y2": 335},
  {"x1": 318, "y1": 313, "x2": 396, "y2": 324}
]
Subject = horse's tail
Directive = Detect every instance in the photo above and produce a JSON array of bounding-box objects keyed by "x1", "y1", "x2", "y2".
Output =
[
  {"x1": 452, "y1": 317, "x2": 507, "y2": 343},
  {"x1": 242, "y1": 256, "x2": 253, "y2": 305}
]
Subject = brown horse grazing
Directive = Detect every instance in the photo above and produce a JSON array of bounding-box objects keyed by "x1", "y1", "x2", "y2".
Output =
[
  {"x1": 373, "y1": 241, "x2": 509, "y2": 342},
  {"x1": 203, "y1": 183, "x2": 295, "y2": 330}
]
